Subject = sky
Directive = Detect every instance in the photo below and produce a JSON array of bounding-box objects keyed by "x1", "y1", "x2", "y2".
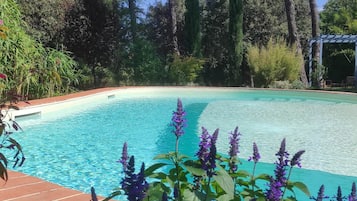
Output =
[
  {"x1": 141, "y1": 0, "x2": 329, "y2": 12},
  {"x1": 317, "y1": 0, "x2": 328, "y2": 11}
]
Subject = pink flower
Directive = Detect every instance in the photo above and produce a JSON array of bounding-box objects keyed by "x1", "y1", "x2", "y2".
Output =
[
  {"x1": 0, "y1": 19, "x2": 3, "y2": 26},
  {"x1": 0, "y1": 73, "x2": 7, "y2": 79}
]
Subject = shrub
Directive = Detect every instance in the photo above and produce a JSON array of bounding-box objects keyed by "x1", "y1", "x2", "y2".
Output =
[
  {"x1": 247, "y1": 38, "x2": 301, "y2": 87},
  {"x1": 0, "y1": 76, "x2": 25, "y2": 181},
  {"x1": 168, "y1": 55, "x2": 204, "y2": 85}
]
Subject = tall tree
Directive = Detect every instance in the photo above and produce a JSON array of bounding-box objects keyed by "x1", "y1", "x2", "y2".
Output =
[
  {"x1": 201, "y1": 0, "x2": 230, "y2": 85},
  {"x1": 284, "y1": 0, "x2": 308, "y2": 85},
  {"x1": 169, "y1": 0, "x2": 180, "y2": 55},
  {"x1": 320, "y1": 0, "x2": 357, "y2": 34},
  {"x1": 309, "y1": 0, "x2": 321, "y2": 87},
  {"x1": 128, "y1": 0, "x2": 137, "y2": 42},
  {"x1": 184, "y1": 0, "x2": 201, "y2": 57},
  {"x1": 228, "y1": 0, "x2": 243, "y2": 85}
]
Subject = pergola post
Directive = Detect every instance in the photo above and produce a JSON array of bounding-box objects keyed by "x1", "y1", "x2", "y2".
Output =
[
  {"x1": 355, "y1": 42, "x2": 357, "y2": 87},
  {"x1": 308, "y1": 40, "x2": 313, "y2": 86},
  {"x1": 319, "y1": 38, "x2": 323, "y2": 65}
]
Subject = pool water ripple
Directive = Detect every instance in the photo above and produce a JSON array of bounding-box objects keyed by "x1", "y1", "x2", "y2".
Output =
[{"x1": 10, "y1": 88, "x2": 357, "y2": 198}]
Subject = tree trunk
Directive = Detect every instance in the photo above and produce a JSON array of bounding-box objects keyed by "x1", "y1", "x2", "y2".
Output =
[
  {"x1": 169, "y1": 0, "x2": 180, "y2": 55},
  {"x1": 284, "y1": 0, "x2": 308, "y2": 86},
  {"x1": 309, "y1": 0, "x2": 321, "y2": 87}
]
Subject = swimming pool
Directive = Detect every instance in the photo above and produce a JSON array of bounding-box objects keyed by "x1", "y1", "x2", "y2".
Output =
[{"x1": 12, "y1": 87, "x2": 357, "y2": 198}]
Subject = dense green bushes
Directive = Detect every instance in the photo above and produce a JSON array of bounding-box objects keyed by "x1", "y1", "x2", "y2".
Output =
[
  {"x1": 168, "y1": 55, "x2": 204, "y2": 85},
  {"x1": 247, "y1": 39, "x2": 301, "y2": 88},
  {"x1": 0, "y1": 0, "x2": 80, "y2": 100}
]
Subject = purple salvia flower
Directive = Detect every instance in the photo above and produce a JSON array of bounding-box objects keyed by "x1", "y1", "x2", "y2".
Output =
[
  {"x1": 171, "y1": 98, "x2": 186, "y2": 138},
  {"x1": 316, "y1": 185, "x2": 326, "y2": 201},
  {"x1": 121, "y1": 156, "x2": 148, "y2": 201},
  {"x1": 196, "y1": 127, "x2": 218, "y2": 177},
  {"x1": 228, "y1": 127, "x2": 240, "y2": 158},
  {"x1": 196, "y1": 127, "x2": 211, "y2": 170},
  {"x1": 162, "y1": 192, "x2": 168, "y2": 201},
  {"x1": 336, "y1": 186, "x2": 343, "y2": 201},
  {"x1": 136, "y1": 163, "x2": 149, "y2": 200},
  {"x1": 290, "y1": 150, "x2": 305, "y2": 168},
  {"x1": 90, "y1": 187, "x2": 98, "y2": 201},
  {"x1": 121, "y1": 156, "x2": 135, "y2": 199},
  {"x1": 211, "y1": 128, "x2": 219, "y2": 145},
  {"x1": 248, "y1": 142, "x2": 261, "y2": 163},
  {"x1": 349, "y1": 182, "x2": 356, "y2": 201},
  {"x1": 174, "y1": 184, "x2": 179, "y2": 199},
  {"x1": 207, "y1": 142, "x2": 217, "y2": 177},
  {"x1": 118, "y1": 142, "x2": 129, "y2": 171},
  {"x1": 266, "y1": 139, "x2": 289, "y2": 201},
  {"x1": 266, "y1": 180, "x2": 283, "y2": 201}
]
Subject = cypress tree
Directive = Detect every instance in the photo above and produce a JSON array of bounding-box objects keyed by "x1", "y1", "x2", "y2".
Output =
[
  {"x1": 184, "y1": 0, "x2": 201, "y2": 57},
  {"x1": 229, "y1": 0, "x2": 243, "y2": 84}
]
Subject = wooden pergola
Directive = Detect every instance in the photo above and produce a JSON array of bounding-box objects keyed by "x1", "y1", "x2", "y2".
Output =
[{"x1": 308, "y1": 34, "x2": 357, "y2": 87}]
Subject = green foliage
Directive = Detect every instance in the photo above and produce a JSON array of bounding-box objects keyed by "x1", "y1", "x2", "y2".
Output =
[
  {"x1": 16, "y1": 0, "x2": 75, "y2": 46},
  {"x1": 247, "y1": 39, "x2": 301, "y2": 87},
  {"x1": 201, "y1": 0, "x2": 231, "y2": 86},
  {"x1": 0, "y1": 0, "x2": 79, "y2": 99},
  {"x1": 320, "y1": 0, "x2": 357, "y2": 34},
  {"x1": 243, "y1": 0, "x2": 310, "y2": 47},
  {"x1": 229, "y1": 0, "x2": 244, "y2": 84},
  {"x1": 168, "y1": 55, "x2": 204, "y2": 85},
  {"x1": 183, "y1": 0, "x2": 201, "y2": 57},
  {"x1": 0, "y1": 94, "x2": 25, "y2": 182}
]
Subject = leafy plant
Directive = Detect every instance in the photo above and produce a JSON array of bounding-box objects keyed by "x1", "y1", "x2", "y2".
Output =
[
  {"x1": 247, "y1": 38, "x2": 301, "y2": 87},
  {"x1": 94, "y1": 98, "x2": 311, "y2": 201},
  {"x1": 168, "y1": 55, "x2": 204, "y2": 85},
  {"x1": 0, "y1": 71, "x2": 25, "y2": 182},
  {"x1": 0, "y1": 0, "x2": 80, "y2": 99}
]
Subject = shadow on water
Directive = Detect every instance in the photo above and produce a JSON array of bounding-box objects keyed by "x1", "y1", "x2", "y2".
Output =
[{"x1": 155, "y1": 102, "x2": 208, "y2": 157}]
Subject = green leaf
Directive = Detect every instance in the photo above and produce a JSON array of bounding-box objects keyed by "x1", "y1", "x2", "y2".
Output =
[
  {"x1": 182, "y1": 189, "x2": 205, "y2": 201},
  {"x1": 0, "y1": 153, "x2": 8, "y2": 167},
  {"x1": 183, "y1": 160, "x2": 205, "y2": 176},
  {"x1": 213, "y1": 167, "x2": 234, "y2": 198},
  {"x1": 291, "y1": 181, "x2": 311, "y2": 197},
  {"x1": 0, "y1": 162, "x2": 8, "y2": 181},
  {"x1": 154, "y1": 153, "x2": 171, "y2": 160},
  {"x1": 256, "y1": 197, "x2": 266, "y2": 201},
  {"x1": 103, "y1": 191, "x2": 121, "y2": 201},
  {"x1": 254, "y1": 173, "x2": 271, "y2": 181},
  {"x1": 236, "y1": 170, "x2": 250, "y2": 178},
  {"x1": 147, "y1": 172, "x2": 168, "y2": 180},
  {"x1": 145, "y1": 163, "x2": 168, "y2": 176},
  {"x1": 178, "y1": 153, "x2": 189, "y2": 161},
  {"x1": 8, "y1": 138, "x2": 22, "y2": 151},
  {"x1": 217, "y1": 193, "x2": 238, "y2": 201}
]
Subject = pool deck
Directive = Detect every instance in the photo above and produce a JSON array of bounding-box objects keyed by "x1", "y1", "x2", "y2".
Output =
[{"x1": 2, "y1": 87, "x2": 121, "y2": 201}]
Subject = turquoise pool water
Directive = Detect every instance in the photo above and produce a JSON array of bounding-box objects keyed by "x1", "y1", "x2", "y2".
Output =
[{"x1": 12, "y1": 88, "x2": 357, "y2": 199}]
